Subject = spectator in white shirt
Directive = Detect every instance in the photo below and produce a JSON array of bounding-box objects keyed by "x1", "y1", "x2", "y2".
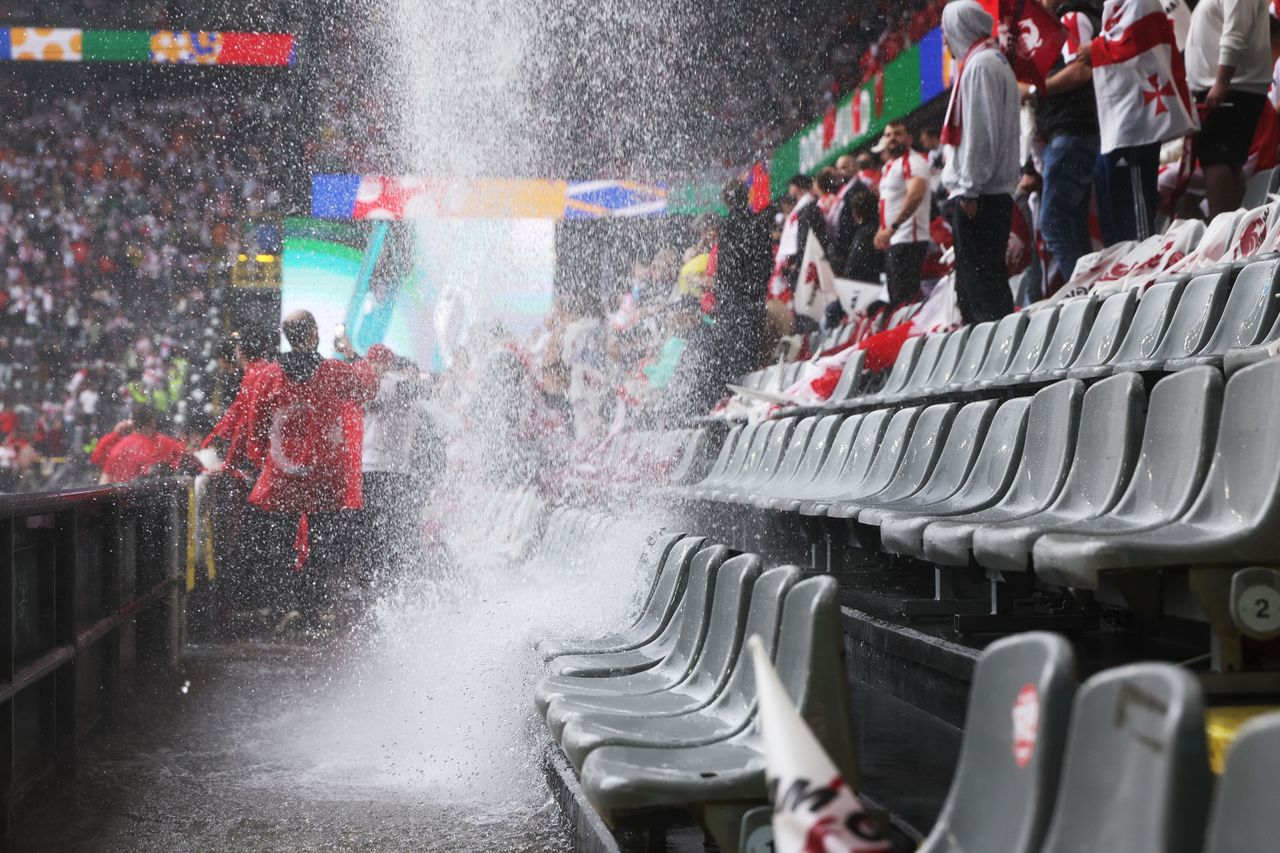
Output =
[{"x1": 872, "y1": 121, "x2": 933, "y2": 307}]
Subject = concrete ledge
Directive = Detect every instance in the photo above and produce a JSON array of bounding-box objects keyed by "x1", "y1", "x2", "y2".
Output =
[{"x1": 543, "y1": 744, "x2": 623, "y2": 853}]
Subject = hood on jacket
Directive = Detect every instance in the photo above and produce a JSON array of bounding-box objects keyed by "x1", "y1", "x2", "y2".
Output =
[
  {"x1": 942, "y1": 0, "x2": 995, "y2": 58},
  {"x1": 279, "y1": 349, "x2": 323, "y2": 384}
]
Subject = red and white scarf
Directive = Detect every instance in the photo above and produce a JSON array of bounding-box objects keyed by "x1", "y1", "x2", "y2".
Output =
[{"x1": 940, "y1": 37, "x2": 999, "y2": 146}]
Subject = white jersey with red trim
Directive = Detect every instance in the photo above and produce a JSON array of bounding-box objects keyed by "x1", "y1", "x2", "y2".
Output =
[{"x1": 879, "y1": 151, "x2": 932, "y2": 246}]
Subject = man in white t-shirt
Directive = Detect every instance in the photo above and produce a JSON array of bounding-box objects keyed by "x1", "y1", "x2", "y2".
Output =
[{"x1": 873, "y1": 120, "x2": 933, "y2": 307}]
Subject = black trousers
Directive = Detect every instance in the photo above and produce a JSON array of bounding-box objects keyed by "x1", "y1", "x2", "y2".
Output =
[
  {"x1": 951, "y1": 194, "x2": 1014, "y2": 324},
  {"x1": 885, "y1": 241, "x2": 929, "y2": 307}
]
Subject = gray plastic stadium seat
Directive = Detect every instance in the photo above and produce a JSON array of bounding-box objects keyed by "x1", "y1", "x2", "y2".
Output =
[
  {"x1": 961, "y1": 311, "x2": 1030, "y2": 391},
  {"x1": 941, "y1": 321, "x2": 998, "y2": 391},
  {"x1": 724, "y1": 418, "x2": 814, "y2": 504},
  {"x1": 579, "y1": 576, "x2": 858, "y2": 826},
  {"x1": 882, "y1": 331, "x2": 948, "y2": 403},
  {"x1": 557, "y1": 566, "x2": 803, "y2": 770},
  {"x1": 1057, "y1": 289, "x2": 1138, "y2": 379},
  {"x1": 1113, "y1": 271, "x2": 1230, "y2": 372},
  {"x1": 1024, "y1": 297, "x2": 1099, "y2": 383},
  {"x1": 685, "y1": 424, "x2": 749, "y2": 497},
  {"x1": 765, "y1": 415, "x2": 864, "y2": 512},
  {"x1": 539, "y1": 544, "x2": 729, "y2": 687},
  {"x1": 827, "y1": 404, "x2": 959, "y2": 519},
  {"x1": 985, "y1": 304, "x2": 1060, "y2": 388},
  {"x1": 1070, "y1": 280, "x2": 1185, "y2": 380},
  {"x1": 1202, "y1": 712, "x2": 1280, "y2": 853},
  {"x1": 793, "y1": 409, "x2": 894, "y2": 514},
  {"x1": 970, "y1": 373, "x2": 1145, "y2": 573},
  {"x1": 1242, "y1": 165, "x2": 1277, "y2": 209},
  {"x1": 667, "y1": 430, "x2": 709, "y2": 485},
  {"x1": 546, "y1": 554, "x2": 764, "y2": 740},
  {"x1": 1179, "y1": 258, "x2": 1280, "y2": 372},
  {"x1": 855, "y1": 399, "x2": 1000, "y2": 526},
  {"x1": 853, "y1": 335, "x2": 922, "y2": 406},
  {"x1": 709, "y1": 418, "x2": 796, "y2": 502},
  {"x1": 692, "y1": 423, "x2": 765, "y2": 498},
  {"x1": 1032, "y1": 359, "x2": 1280, "y2": 587},
  {"x1": 1039, "y1": 664, "x2": 1212, "y2": 853},
  {"x1": 918, "y1": 325, "x2": 973, "y2": 395},
  {"x1": 747, "y1": 415, "x2": 842, "y2": 508},
  {"x1": 875, "y1": 396, "x2": 1033, "y2": 555},
  {"x1": 826, "y1": 350, "x2": 867, "y2": 402},
  {"x1": 921, "y1": 380, "x2": 1085, "y2": 566},
  {"x1": 918, "y1": 633, "x2": 1075, "y2": 853},
  {"x1": 800, "y1": 406, "x2": 924, "y2": 517}
]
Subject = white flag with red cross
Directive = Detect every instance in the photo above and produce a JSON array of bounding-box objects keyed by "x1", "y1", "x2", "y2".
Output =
[
  {"x1": 750, "y1": 637, "x2": 891, "y2": 853},
  {"x1": 1090, "y1": 0, "x2": 1197, "y2": 154}
]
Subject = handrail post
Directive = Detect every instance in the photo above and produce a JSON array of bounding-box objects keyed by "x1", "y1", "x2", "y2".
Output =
[{"x1": 1, "y1": 517, "x2": 13, "y2": 849}]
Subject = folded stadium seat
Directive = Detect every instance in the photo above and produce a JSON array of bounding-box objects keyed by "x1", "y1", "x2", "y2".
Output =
[
  {"x1": 679, "y1": 425, "x2": 743, "y2": 497},
  {"x1": 1201, "y1": 712, "x2": 1280, "y2": 853},
  {"x1": 780, "y1": 362, "x2": 803, "y2": 389},
  {"x1": 544, "y1": 554, "x2": 763, "y2": 740},
  {"x1": 578, "y1": 576, "x2": 857, "y2": 844},
  {"x1": 980, "y1": 304, "x2": 1061, "y2": 389},
  {"x1": 1043, "y1": 289, "x2": 1137, "y2": 381},
  {"x1": 1242, "y1": 166, "x2": 1278, "y2": 210},
  {"x1": 879, "y1": 330, "x2": 950, "y2": 404},
  {"x1": 876, "y1": 387, "x2": 1057, "y2": 560},
  {"x1": 1019, "y1": 296, "x2": 1099, "y2": 384},
  {"x1": 837, "y1": 335, "x2": 923, "y2": 408},
  {"x1": 743, "y1": 414, "x2": 842, "y2": 507},
  {"x1": 854, "y1": 399, "x2": 1001, "y2": 528},
  {"x1": 721, "y1": 418, "x2": 814, "y2": 504},
  {"x1": 1068, "y1": 279, "x2": 1187, "y2": 381},
  {"x1": 707, "y1": 418, "x2": 796, "y2": 502},
  {"x1": 921, "y1": 378, "x2": 1092, "y2": 566},
  {"x1": 792, "y1": 409, "x2": 895, "y2": 515},
  {"x1": 689, "y1": 423, "x2": 763, "y2": 499},
  {"x1": 1182, "y1": 258, "x2": 1280, "y2": 373},
  {"x1": 714, "y1": 418, "x2": 803, "y2": 503},
  {"x1": 1038, "y1": 664, "x2": 1212, "y2": 853},
  {"x1": 763, "y1": 414, "x2": 865, "y2": 512},
  {"x1": 957, "y1": 311, "x2": 1030, "y2": 393},
  {"x1": 916, "y1": 325, "x2": 974, "y2": 397},
  {"x1": 931, "y1": 321, "x2": 998, "y2": 393},
  {"x1": 538, "y1": 533, "x2": 695, "y2": 660},
  {"x1": 799, "y1": 406, "x2": 926, "y2": 517},
  {"x1": 824, "y1": 350, "x2": 867, "y2": 403},
  {"x1": 541, "y1": 544, "x2": 727, "y2": 685},
  {"x1": 826, "y1": 403, "x2": 960, "y2": 519},
  {"x1": 665, "y1": 429, "x2": 709, "y2": 486},
  {"x1": 968, "y1": 372, "x2": 1146, "y2": 573},
  {"x1": 1031, "y1": 358, "x2": 1280, "y2": 587},
  {"x1": 837, "y1": 323, "x2": 857, "y2": 346},
  {"x1": 556, "y1": 566, "x2": 804, "y2": 771},
  {"x1": 1111, "y1": 270, "x2": 1232, "y2": 373},
  {"x1": 917, "y1": 633, "x2": 1076, "y2": 853}
]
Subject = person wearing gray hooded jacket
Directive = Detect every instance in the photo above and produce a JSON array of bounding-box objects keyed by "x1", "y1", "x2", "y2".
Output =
[{"x1": 939, "y1": 0, "x2": 1021, "y2": 323}]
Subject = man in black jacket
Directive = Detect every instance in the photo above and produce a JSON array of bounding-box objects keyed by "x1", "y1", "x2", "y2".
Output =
[{"x1": 712, "y1": 179, "x2": 773, "y2": 384}]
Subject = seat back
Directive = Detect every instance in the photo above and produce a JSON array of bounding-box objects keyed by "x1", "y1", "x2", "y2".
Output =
[
  {"x1": 947, "y1": 396, "x2": 1033, "y2": 505},
  {"x1": 1196, "y1": 257, "x2": 1280, "y2": 356},
  {"x1": 875, "y1": 335, "x2": 923, "y2": 398},
  {"x1": 772, "y1": 575, "x2": 859, "y2": 786},
  {"x1": 1203, "y1": 712, "x2": 1280, "y2": 853},
  {"x1": 771, "y1": 414, "x2": 842, "y2": 494},
  {"x1": 1106, "y1": 280, "x2": 1186, "y2": 365},
  {"x1": 919, "y1": 633, "x2": 1076, "y2": 853},
  {"x1": 650, "y1": 544, "x2": 731, "y2": 678},
  {"x1": 727, "y1": 422, "x2": 775, "y2": 485},
  {"x1": 1040, "y1": 664, "x2": 1212, "y2": 853},
  {"x1": 997, "y1": 380, "x2": 1083, "y2": 510},
  {"x1": 828, "y1": 350, "x2": 867, "y2": 402},
  {"x1": 1242, "y1": 165, "x2": 1277, "y2": 209},
  {"x1": 998, "y1": 304, "x2": 1059, "y2": 380},
  {"x1": 893, "y1": 331, "x2": 948, "y2": 399},
  {"x1": 703, "y1": 423, "x2": 756, "y2": 488},
  {"x1": 700, "y1": 425, "x2": 744, "y2": 486},
  {"x1": 833, "y1": 408, "x2": 894, "y2": 493},
  {"x1": 1031, "y1": 296, "x2": 1099, "y2": 380},
  {"x1": 627, "y1": 535, "x2": 707, "y2": 651},
  {"x1": 741, "y1": 418, "x2": 798, "y2": 489},
  {"x1": 758, "y1": 417, "x2": 816, "y2": 492},
  {"x1": 629, "y1": 531, "x2": 688, "y2": 627},
  {"x1": 968, "y1": 311, "x2": 1030, "y2": 385},
  {"x1": 799, "y1": 414, "x2": 865, "y2": 496},
  {"x1": 675, "y1": 554, "x2": 763, "y2": 698},
  {"x1": 707, "y1": 565, "x2": 804, "y2": 722},
  {"x1": 1139, "y1": 271, "x2": 1230, "y2": 364},
  {"x1": 1069, "y1": 289, "x2": 1138, "y2": 372},
  {"x1": 946, "y1": 321, "x2": 998, "y2": 388},
  {"x1": 904, "y1": 399, "x2": 1000, "y2": 505},
  {"x1": 1047, "y1": 372, "x2": 1145, "y2": 516},
  {"x1": 843, "y1": 406, "x2": 924, "y2": 499},
  {"x1": 867, "y1": 403, "x2": 960, "y2": 503},
  {"x1": 668, "y1": 429, "x2": 709, "y2": 484},
  {"x1": 921, "y1": 325, "x2": 973, "y2": 393}
]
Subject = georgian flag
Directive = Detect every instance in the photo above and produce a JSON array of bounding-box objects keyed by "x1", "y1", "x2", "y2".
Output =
[
  {"x1": 795, "y1": 231, "x2": 838, "y2": 324},
  {"x1": 1090, "y1": 0, "x2": 1197, "y2": 155},
  {"x1": 998, "y1": 0, "x2": 1068, "y2": 86},
  {"x1": 749, "y1": 637, "x2": 891, "y2": 853}
]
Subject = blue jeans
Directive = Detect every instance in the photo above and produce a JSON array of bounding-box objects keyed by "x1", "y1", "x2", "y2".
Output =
[{"x1": 1040, "y1": 134, "x2": 1099, "y2": 282}]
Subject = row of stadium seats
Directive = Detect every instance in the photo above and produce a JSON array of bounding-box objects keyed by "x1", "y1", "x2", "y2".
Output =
[{"x1": 532, "y1": 514, "x2": 1280, "y2": 852}]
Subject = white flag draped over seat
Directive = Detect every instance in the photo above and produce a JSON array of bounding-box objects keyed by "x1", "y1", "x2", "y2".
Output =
[
  {"x1": 795, "y1": 231, "x2": 838, "y2": 324},
  {"x1": 1091, "y1": 0, "x2": 1198, "y2": 154},
  {"x1": 749, "y1": 637, "x2": 891, "y2": 853}
]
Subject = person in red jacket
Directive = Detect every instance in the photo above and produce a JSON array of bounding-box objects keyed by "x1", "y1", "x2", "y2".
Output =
[{"x1": 90, "y1": 404, "x2": 197, "y2": 484}]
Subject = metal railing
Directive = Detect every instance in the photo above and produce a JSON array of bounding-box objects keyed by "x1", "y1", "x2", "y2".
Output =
[{"x1": 0, "y1": 479, "x2": 186, "y2": 847}]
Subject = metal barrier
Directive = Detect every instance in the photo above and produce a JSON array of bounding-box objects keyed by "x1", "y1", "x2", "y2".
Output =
[{"x1": 0, "y1": 479, "x2": 186, "y2": 846}]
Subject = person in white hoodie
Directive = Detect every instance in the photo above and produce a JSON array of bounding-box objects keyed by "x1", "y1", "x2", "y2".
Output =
[
  {"x1": 939, "y1": 0, "x2": 1022, "y2": 323},
  {"x1": 1185, "y1": 0, "x2": 1272, "y2": 216}
]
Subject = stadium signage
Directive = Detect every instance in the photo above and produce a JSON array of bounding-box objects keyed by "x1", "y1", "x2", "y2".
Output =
[{"x1": 0, "y1": 27, "x2": 294, "y2": 65}]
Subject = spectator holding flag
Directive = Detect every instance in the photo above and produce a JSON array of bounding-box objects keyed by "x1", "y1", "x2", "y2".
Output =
[
  {"x1": 1076, "y1": 0, "x2": 1198, "y2": 243},
  {"x1": 940, "y1": 0, "x2": 1022, "y2": 323},
  {"x1": 1184, "y1": 0, "x2": 1272, "y2": 217}
]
